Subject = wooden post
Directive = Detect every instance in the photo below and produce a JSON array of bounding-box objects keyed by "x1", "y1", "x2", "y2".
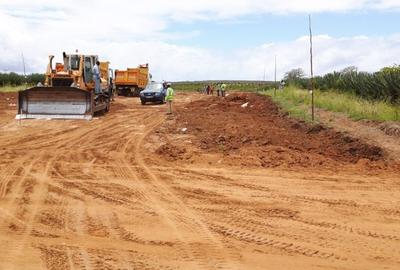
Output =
[
  {"x1": 274, "y1": 55, "x2": 277, "y2": 96},
  {"x1": 309, "y1": 14, "x2": 315, "y2": 122},
  {"x1": 21, "y1": 52, "x2": 27, "y2": 125}
]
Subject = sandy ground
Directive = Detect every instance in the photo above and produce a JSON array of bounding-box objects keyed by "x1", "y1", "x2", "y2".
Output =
[
  {"x1": 0, "y1": 92, "x2": 399, "y2": 270},
  {"x1": 317, "y1": 109, "x2": 400, "y2": 160}
]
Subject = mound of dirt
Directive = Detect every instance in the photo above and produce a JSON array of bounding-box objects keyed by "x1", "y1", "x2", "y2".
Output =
[
  {"x1": 159, "y1": 93, "x2": 386, "y2": 168},
  {"x1": 0, "y1": 92, "x2": 17, "y2": 113},
  {"x1": 155, "y1": 142, "x2": 191, "y2": 161}
]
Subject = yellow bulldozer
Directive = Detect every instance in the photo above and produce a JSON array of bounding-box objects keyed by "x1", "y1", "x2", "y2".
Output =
[{"x1": 16, "y1": 52, "x2": 113, "y2": 120}]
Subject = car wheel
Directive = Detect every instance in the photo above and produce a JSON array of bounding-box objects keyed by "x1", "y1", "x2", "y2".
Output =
[{"x1": 141, "y1": 100, "x2": 146, "y2": 105}]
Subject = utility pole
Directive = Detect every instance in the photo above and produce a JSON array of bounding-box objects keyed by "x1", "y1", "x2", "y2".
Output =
[
  {"x1": 309, "y1": 14, "x2": 315, "y2": 122},
  {"x1": 21, "y1": 52, "x2": 27, "y2": 88},
  {"x1": 263, "y1": 64, "x2": 266, "y2": 81},
  {"x1": 274, "y1": 55, "x2": 277, "y2": 96},
  {"x1": 20, "y1": 52, "x2": 27, "y2": 125}
]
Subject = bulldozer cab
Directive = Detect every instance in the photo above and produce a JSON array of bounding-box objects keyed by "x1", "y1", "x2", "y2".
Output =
[
  {"x1": 61, "y1": 53, "x2": 81, "y2": 72},
  {"x1": 83, "y1": 55, "x2": 97, "y2": 84}
]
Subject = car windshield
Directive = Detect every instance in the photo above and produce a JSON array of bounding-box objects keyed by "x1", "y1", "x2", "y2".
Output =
[{"x1": 146, "y1": 83, "x2": 163, "y2": 92}]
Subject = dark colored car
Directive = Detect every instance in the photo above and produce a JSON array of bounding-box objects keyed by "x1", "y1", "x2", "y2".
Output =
[{"x1": 139, "y1": 82, "x2": 166, "y2": 105}]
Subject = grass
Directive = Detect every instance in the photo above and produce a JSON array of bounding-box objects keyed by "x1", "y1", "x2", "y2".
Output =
[
  {"x1": 172, "y1": 81, "x2": 275, "y2": 93},
  {"x1": 0, "y1": 85, "x2": 29, "y2": 92},
  {"x1": 263, "y1": 87, "x2": 400, "y2": 122}
]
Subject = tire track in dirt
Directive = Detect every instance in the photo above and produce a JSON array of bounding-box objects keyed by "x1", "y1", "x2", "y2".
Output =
[
  {"x1": 0, "y1": 116, "x2": 128, "y2": 269},
  {"x1": 85, "y1": 111, "x2": 224, "y2": 268},
  {"x1": 166, "y1": 177, "x2": 347, "y2": 261},
  {"x1": 170, "y1": 167, "x2": 400, "y2": 265},
  {"x1": 131, "y1": 117, "x2": 242, "y2": 270},
  {"x1": 155, "y1": 164, "x2": 400, "y2": 266},
  {"x1": 3, "y1": 151, "x2": 61, "y2": 270},
  {"x1": 38, "y1": 111, "x2": 179, "y2": 269},
  {"x1": 0, "y1": 155, "x2": 32, "y2": 199},
  {"x1": 112, "y1": 128, "x2": 202, "y2": 268},
  {"x1": 210, "y1": 209, "x2": 345, "y2": 258},
  {"x1": 0, "y1": 152, "x2": 45, "y2": 213},
  {"x1": 37, "y1": 116, "x2": 141, "y2": 269},
  {"x1": 46, "y1": 117, "x2": 147, "y2": 270},
  {"x1": 0, "y1": 156, "x2": 38, "y2": 231},
  {"x1": 211, "y1": 222, "x2": 342, "y2": 260}
]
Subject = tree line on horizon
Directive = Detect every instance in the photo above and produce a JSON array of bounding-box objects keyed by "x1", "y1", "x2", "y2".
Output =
[
  {"x1": 284, "y1": 65, "x2": 400, "y2": 104},
  {"x1": 0, "y1": 72, "x2": 44, "y2": 86}
]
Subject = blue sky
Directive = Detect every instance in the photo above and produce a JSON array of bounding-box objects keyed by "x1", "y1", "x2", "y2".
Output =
[
  {"x1": 171, "y1": 11, "x2": 400, "y2": 49},
  {"x1": 1, "y1": 1, "x2": 400, "y2": 81}
]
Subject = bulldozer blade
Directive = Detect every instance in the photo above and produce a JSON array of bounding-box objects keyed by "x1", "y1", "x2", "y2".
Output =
[{"x1": 16, "y1": 86, "x2": 93, "y2": 120}]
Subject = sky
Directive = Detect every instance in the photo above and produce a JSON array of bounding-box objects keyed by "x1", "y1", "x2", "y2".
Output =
[{"x1": 0, "y1": 0, "x2": 400, "y2": 81}]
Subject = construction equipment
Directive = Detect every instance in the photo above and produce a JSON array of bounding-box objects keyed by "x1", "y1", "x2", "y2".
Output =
[
  {"x1": 115, "y1": 64, "x2": 150, "y2": 97},
  {"x1": 16, "y1": 52, "x2": 112, "y2": 120}
]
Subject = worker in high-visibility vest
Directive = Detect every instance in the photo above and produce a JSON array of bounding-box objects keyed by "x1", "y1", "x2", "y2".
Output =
[
  {"x1": 221, "y1": 83, "x2": 227, "y2": 97},
  {"x1": 165, "y1": 82, "x2": 174, "y2": 114}
]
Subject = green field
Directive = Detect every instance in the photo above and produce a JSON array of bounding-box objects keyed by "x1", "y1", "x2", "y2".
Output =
[
  {"x1": 264, "y1": 87, "x2": 400, "y2": 122},
  {"x1": 0, "y1": 85, "x2": 28, "y2": 92},
  {"x1": 172, "y1": 81, "x2": 275, "y2": 92}
]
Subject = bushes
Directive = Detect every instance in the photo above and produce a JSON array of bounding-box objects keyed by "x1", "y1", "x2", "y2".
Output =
[
  {"x1": 0, "y1": 72, "x2": 44, "y2": 86},
  {"x1": 284, "y1": 66, "x2": 400, "y2": 105},
  {"x1": 313, "y1": 66, "x2": 400, "y2": 105}
]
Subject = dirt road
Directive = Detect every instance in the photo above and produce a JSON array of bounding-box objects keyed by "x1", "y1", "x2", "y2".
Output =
[{"x1": 0, "y1": 93, "x2": 399, "y2": 269}]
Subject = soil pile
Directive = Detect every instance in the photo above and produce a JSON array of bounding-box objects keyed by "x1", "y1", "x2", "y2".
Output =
[
  {"x1": 161, "y1": 93, "x2": 386, "y2": 168},
  {"x1": 0, "y1": 92, "x2": 17, "y2": 113}
]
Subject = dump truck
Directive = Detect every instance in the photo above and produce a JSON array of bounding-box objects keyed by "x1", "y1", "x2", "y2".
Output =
[
  {"x1": 115, "y1": 64, "x2": 150, "y2": 96},
  {"x1": 16, "y1": 52, "x2": 112, "y2": 120}
]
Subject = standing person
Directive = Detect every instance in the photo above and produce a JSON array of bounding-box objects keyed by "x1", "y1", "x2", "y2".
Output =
[
  {"x1": 93, "y1": 61, "x2": 101, "y2": 95},
  {"x1": 221, "y1": 82, "x2": 227, "y2": 97},
  {"x1": 206, "y1": 85, "x2": 211, "y2": 95},
  {"x1": 165, "y1": 82, "x2": 174, "y2": 114},
  {"x1": 216, "y1": 83, "x2": 221, "y2": 96},
  {"x1": 279, "y1": 80, "x2": 286, "y2": 90}
]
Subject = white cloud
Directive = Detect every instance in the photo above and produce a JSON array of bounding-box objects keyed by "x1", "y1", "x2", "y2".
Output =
[{"x1": 0, "y1": 1, "x2": 399, "y2": 80}]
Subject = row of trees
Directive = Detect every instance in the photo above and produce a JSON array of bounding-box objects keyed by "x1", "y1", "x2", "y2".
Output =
[
  {"x1": 0, "y1": 73, "x2": 45, "y2": 86},
  {"x1": 284, "y1": 66, "x2": 400, "y2": 104}
]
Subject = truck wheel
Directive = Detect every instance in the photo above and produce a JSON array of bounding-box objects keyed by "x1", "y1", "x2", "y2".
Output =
[{"x1": 129, "y1": 88, "x2": 136, "y2": 97}]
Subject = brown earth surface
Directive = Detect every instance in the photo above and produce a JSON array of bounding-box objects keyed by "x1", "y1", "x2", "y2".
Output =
[
  {"x1": 157, "y1": 93, "x2": 397, "y2": 171},
  {"x1": 316, "y1": 109, "x2": 400, "y2": 161},
  {"x1": 0, "y1": 91, "x2": 399, "y2": 270},
  {"x1": 0, "y1": 92, "x2": 17, "y2": 114}
]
